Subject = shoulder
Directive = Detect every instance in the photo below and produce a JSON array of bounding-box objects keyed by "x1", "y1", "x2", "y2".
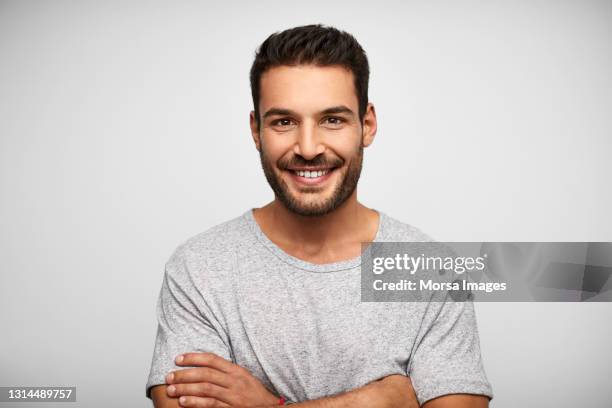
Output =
[
  {"x1": 165, "y1": 211, "x2": 253, "y2": 272},
  {"x1": 379, "y1": 211, "x2": 436, "y2": 243}
]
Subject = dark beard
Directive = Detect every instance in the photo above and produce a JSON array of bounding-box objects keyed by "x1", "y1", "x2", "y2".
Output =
[{"x1": 259, "y1": 145, "x2": 363, "y2": 217}]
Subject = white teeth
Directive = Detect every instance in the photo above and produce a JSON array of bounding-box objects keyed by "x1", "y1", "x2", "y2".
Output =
[{"x1": 293, "y1": 169, "x2": 331, "y2": 178}]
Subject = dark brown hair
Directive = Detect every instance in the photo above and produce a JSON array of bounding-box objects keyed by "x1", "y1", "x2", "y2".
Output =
[{"x1": 249, "y1": 24, "x2": 370, "y2": 129}]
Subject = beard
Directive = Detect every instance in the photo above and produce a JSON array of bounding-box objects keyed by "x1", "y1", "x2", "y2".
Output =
[{"x1": 259, "y1": 145, "x2": 363, "y2": 217}]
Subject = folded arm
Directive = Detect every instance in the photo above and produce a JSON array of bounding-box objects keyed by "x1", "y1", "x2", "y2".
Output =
[
  {"x1": 151, "y1": 378, "x2": 489, "y2": 408},
  {"x1": 248, "y1": 384, "x2": 489, "y2": 408},
  {"x1": 152, "y1": 373, "x2": 419, "y2": 408},
  {"x1": 150, "y1": 351, "x2": 489, "y2": 408}
]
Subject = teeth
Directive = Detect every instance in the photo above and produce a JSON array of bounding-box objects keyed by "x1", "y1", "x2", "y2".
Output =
[{"x1": 293, "y1": 169, "x2": 331, "y2": 178}]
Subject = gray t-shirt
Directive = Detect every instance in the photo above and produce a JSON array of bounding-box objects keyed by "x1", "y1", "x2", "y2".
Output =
[{"x1": 145, "y1": 209, "x2": 493, "y2": 405}]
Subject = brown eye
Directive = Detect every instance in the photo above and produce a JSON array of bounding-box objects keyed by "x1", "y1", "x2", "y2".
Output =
[
  {"x1": 272, "y1": 118, "x2": 294, "y2": 127},
  {"x1": 323, "y1": 116, "x2": 345, "y2": 127}
]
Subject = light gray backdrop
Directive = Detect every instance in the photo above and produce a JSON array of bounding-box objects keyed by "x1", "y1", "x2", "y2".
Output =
[{"x1": 1, "y1": 0, "x2": 611, "y2": 407}]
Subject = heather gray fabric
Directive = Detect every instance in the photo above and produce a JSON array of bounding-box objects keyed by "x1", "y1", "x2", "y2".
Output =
[{"x1": 145, "y1": 209, "x2": 493, "y2": 405}]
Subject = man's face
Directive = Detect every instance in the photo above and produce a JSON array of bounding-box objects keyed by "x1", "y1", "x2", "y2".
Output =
[{"x1": 251, "y1": 64, "x2": 374, "y2": 217}]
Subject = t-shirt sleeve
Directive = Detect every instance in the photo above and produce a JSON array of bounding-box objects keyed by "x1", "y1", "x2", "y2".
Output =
[
  {"x1": 407, "y1": 297, "x2": 493, "y2": 406},
  {"x1": 145, "y1": 245, "x2": 233, "y2": 399}
]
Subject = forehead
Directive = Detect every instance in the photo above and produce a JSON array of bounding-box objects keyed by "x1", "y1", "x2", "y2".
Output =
[{"x1": 259, "y1": 64, "x2": 358, "y2": 114}]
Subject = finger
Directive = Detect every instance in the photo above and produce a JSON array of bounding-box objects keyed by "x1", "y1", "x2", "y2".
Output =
[
  {"x1": 168, "y1": 382, "x2": 229, "y2": 402},
  {"x1": 167, "y1": 367, "x2": 232, "y2": 387},
  {"x1": 178, "y1": 395, "x2": 231, "y2": 408},
  {"x1": 176, "y1": 352, "x2": 236, "y2": 373}
]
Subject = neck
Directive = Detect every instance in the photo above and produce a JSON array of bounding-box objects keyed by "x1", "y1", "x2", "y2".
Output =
[{"x1": 254, "y1": 190, "x2": 379, "y2": 249}]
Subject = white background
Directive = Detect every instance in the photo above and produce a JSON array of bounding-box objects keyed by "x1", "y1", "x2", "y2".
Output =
[{"x1": 1, "y1": 1, "x2": 611, "y2": 407}]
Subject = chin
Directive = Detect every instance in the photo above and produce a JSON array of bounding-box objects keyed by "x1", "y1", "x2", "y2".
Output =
[{"x1": 282, "y1": 194, "x2": 343, "y2": 217}]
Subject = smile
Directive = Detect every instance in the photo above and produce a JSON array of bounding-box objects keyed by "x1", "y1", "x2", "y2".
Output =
[
  {"x1": 293, "y1": 169, "x2": 330, "y2": 178},
  {"x1": 287, "y1": 168, "x2": 337, "y2": 185}
]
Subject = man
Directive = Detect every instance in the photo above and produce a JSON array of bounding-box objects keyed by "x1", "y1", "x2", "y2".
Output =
[{"x1": 146, "y1": 24, "x2": 493, "y2": 407}]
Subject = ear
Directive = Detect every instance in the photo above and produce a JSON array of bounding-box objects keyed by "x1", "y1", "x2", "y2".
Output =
[
  {"x1": 361, "y1": 103, "x2": 377, "y2": 148},
  {"x1": 249, "y1": 110, "x2": 262, "y2": 151}
]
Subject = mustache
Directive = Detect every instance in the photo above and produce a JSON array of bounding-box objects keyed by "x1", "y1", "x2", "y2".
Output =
[{"x1": 279, "y1": 155, "x2": 344, "y2": 169}]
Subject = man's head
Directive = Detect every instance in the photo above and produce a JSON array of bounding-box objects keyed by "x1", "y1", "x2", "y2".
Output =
[{"x1": 249, "y1": 24, "x2": 377, "y2": 216}]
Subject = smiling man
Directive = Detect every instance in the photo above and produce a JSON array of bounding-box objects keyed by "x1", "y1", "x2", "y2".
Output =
[{"x1": 146, "y1": 24, "x2": 493, "y2": 408}]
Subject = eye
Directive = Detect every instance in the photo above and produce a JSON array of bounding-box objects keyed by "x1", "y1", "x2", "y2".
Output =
[
  {"x1": 322, "y1": 116, "x2": 345, "y2": 127},
  {"x1": 271, "y1": 118, "x2": 295, "y2": 128}
]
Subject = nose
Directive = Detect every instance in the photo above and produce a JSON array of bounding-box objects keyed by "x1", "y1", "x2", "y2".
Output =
[{"x1": 293, "y1": 122, "x2": 326, "y2": 160}]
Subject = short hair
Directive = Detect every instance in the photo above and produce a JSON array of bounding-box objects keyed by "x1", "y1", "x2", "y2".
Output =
[{"x1": 249, "y1": 24, "x2": 370, "y2": 130}]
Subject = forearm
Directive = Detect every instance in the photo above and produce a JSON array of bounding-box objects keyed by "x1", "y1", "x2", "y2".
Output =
[
  {"x1": 255, "y1": 375, "x2": 418, "y2": 408},
  {"x1": 150, "y1": 385, "x2": 181, "y2": 408}
]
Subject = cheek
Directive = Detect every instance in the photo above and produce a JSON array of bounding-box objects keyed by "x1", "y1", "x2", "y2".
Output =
[
  {"x1": 261, "y1": 134, "x2": 294, "y2": 162},
  {"x1": 261, "y1": 129, "x2": 361, "y2": 164},
  {"x1": 327, "y1": 126, "x2": 362, "y2": 150},
  {"x1": 260, "y1": 146, "x2": 284, "y2": 168},
  {"x1": 328, "y1": 139, "x2": 362, "y2": 163}
]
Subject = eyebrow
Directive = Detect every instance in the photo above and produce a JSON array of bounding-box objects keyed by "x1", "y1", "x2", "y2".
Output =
[{"x1": 262, "y1": 105, "x2": 355, "y2": 119}]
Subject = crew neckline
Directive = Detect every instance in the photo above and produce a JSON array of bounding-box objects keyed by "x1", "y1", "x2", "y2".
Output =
[{"x1": 244, "y1": 208, "x2": 386, "y2": 273}]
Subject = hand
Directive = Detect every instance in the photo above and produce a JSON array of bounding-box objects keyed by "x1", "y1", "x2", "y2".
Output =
[{"x1": 165, "y1": 352, "x2": 280, "y2": 407}]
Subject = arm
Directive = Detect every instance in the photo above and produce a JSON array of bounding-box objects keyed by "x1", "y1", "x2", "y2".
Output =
[
  {"x1": 171, "y1": 373, "x2": 419, "y2": 408},
  {"x1": 408, "y1": 295, "x2": 493, "y2": 406},
  {"x1": 145, "y1": 247, "x2": 235, "y2": 404},
  {"x1": 150, "y1": 384, "x2": 181, "y2": 408},
  {"x1": 422, "y1": 394, "x2": 489, "y2": 408},
  {"x1": 277, "y1": 389, "x2": 489, "y2": 408},
  {"x1": 154, "y1": 366, "x2": 487, "y2": 408},
  {"x1": 280, "y1": 375, "x2": 419, "y2": 408}
]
